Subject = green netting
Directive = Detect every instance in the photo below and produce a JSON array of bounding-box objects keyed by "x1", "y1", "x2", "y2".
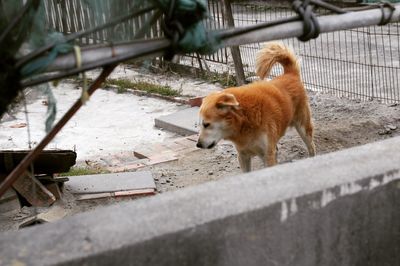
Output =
[
  {"x1": 0, "y1": 0, "x2": 221, "y2": 123},
  {"x1": 16, "y1": 0, "x2": 219, "y2": 77},
  {"x1": 0, "y1": 0, "x2": 42, "y2": 116},
  {"x1": 78, "y1": 0, "x2": 152, "y2": 42}
]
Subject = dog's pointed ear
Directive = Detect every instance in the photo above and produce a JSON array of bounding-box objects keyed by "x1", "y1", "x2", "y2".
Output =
[{"x1": 216, "y1": 93, "x2": 239, "y2": 110}]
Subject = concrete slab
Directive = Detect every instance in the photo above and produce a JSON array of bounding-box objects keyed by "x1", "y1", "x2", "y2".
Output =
[
  {"x1": 1, "y1": 137, "x2": 400, "y2": 266},
  {"x1": 64, "y1": 171, "x2": 155, "y2": 194},
  {"x1": 0, "y1": 82, "x2": 181, "y2": 162},
  {"x1": 154, "y1": 107, "x2": 200, "y2": 136},
  {"x1": 133, "y1": 143, "x2": 166, "y2": 159},
  {"x1": 145, "y1": 152, "x2": 178, "y2": 165}
]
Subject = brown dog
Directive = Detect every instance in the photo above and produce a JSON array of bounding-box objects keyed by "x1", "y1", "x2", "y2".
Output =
[{"x1": 196, "y1": 42, "x2": 316, "y2": 172}]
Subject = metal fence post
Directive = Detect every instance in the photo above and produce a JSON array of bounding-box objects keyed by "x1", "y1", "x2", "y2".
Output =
[{"x1": 221, "y1": 0, "x2": 246, "y2": 85}]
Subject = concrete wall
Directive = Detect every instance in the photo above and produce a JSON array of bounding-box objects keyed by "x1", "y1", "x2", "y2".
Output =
[{"x1": 0, "y1": 137, "x2": 400, "y2": 266}]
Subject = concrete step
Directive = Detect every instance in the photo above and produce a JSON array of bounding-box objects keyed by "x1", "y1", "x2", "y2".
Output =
[
  {"x1": 65, "y1": 171, "x2": 155, "y2": 194},
  {"x1": 155, "y1": 107, "x2": 200, "y2": 136}
]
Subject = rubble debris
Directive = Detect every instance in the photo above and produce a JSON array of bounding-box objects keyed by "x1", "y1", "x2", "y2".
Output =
[
  {"x1": 65, "y1": 171, "x2": 156, "y2": 200},
  {"x1": 379, "y1": 124, "x2": 398, "y2": 135},
  {"x1": 9, "y1": 123, "x2": 27, "y2": 128},
  {"x1": 0, "y1": 188, "x2": 20, "y2": 213},
  {"x1": 0, "y1": 150, "x2": 76, "y2": 209},
  {"x1": 12, "y1": 173, "x2": 56, "y2": 207}
]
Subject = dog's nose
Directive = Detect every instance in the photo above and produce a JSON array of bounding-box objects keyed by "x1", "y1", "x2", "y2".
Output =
[{"x1": 196, "y1": 141, "x2": 203, "y2": 148}]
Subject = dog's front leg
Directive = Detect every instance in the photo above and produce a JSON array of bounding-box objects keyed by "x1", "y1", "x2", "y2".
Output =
[
  {"x1": 265, "y1": 142, "x2": 278, "y2": 167},
  {"x1": 238, "y1": 151, "x2": 251, "y2": 172}
]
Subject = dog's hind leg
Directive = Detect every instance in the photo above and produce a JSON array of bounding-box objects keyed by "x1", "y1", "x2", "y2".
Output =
[
  {"x1": 238, "y1": 151, "x2": 251, "y2": 172},
  {"x1": 295, "y1": 122, "x2": 316, "y2": 157}
]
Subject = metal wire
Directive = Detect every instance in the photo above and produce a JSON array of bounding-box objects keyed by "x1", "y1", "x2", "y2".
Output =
[{"x1": 22, "y1": 92, "x2": 38, "y2": 214}]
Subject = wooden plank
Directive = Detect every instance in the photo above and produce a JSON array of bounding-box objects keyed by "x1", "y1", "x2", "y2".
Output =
[
  {"x1": 86, "y1": 6, "x2": 97, "y2": 44},
  {"x1": 0, "y1": 150, "x2": 76, "y2": 174},
  {"x1": 43, "y1": 0, "x2": 51, "y2": 30},
  {"x1": 50, "y1": 0, "x2": 61, "y2": 32},
  {"x1": 36, "y1": 175, "x2": 69, "y2": 183},
  {"x1": 59, "y1": 0, "x2": 69, "y2": 34},
  {"x1": 75, "y1": 188, "x2": 155, "y2": 201},
  {"x1": 104, "y1": 0, "x2": 111, "y2": 42},
  {"x1": 68, "y1": 0, "x2": 77, "y2": 35},
  {"x1": 82, "y1": 3, "x2": 92, "y2": 44},
  {"x1": 221, "y1": 0, "x2": 246, "y2": 85},
  {"x1": 12, "y1": 172, "x2": 56, "y2": 207},
  {"x1": 133, "y1": 5, "x2": 141, "y2": 38},
  {"x1": 74, "y1": 0, "x2": 85, "y2": 44},
  {"x1": 45, "y1": 183, "x2": 62, "y2": 200},
  {"x1": 94, "y1": 2, "x2": 105, "y2": 42},
  {"x1": 127, "y1": 0, "x2": 135, "y2": 40}
]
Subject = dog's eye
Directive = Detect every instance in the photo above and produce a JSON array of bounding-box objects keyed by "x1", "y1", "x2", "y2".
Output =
[{"x1": 203, "y1": 122, "x2": 210, "y2": 128}]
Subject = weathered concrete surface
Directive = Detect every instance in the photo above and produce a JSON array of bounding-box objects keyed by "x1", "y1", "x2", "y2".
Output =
[
  {"x1": 0, "y1": 137, "x2": 400, "y2": 266},
  {"x1": 65, "y1": 171, "x2": 155, "y2": 194},
  {"x1": 155, "y1": 107, "x2": 199, "y2": 135}
]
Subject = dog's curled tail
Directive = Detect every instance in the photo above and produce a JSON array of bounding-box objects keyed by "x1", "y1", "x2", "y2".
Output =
[{"x1": 256, "y1": 42, "x2": 300, "y2": 79}]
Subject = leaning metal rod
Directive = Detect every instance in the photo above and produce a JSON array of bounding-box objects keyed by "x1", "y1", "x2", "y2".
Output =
[
  {"x1": 21, "y1": 39, "x2": 170, "y2": 88},
  {"x1": 0, "y1": 64, "x2": 117, "y2": 198}
]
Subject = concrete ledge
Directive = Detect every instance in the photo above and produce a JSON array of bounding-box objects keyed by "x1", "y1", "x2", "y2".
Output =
[
  {"x1": 154, "y1": 107, "x2": 199, "y2": 135},
  {"x1": 1, "y1": 137, "x2": 400, "y2": 266}
]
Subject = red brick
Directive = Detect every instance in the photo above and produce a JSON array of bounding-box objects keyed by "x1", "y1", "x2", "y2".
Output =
[
  {"x1": 146, "y1": 152, "x2": 178, "y2": 165},
  {"x1": 188, "y1": 97, "x2": 204, "y2": 107}
]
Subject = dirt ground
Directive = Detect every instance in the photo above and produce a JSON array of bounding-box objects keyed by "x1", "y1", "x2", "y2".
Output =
[
  {"x1": 148, "y1": 90, "x2": 400, "y2": 193},
  {"x1": 1, "y1": 68, "x2": 400, "y2": 232}
]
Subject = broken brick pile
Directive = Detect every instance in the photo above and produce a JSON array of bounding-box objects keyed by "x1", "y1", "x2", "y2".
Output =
[
  {"x1": 104, "y1": 135, "x2": 199, "y2": 173},
  {"x1": 0, "y1": 150, "x2": 76, "y2": 211}
]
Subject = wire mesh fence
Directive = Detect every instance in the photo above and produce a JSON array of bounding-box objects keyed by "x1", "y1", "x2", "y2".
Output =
[
  {"x1": 43, "y1": 0, "x2": 159, "y2": 44},
  {"x1": 42, "y1": 0, "x2": 400, "y2": 103},
  {"x1": 229, "y1": 1, "x2": 400, "y2": 103}
]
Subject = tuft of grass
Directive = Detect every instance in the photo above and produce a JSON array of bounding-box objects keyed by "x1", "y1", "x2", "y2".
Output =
[
  {"x1": 104, "y1": 79, "x2": 134, "y2": 91},
  {"x1": 59, "y1": 167, "x2": 109, "y2": 177},
  {"x1": 117, "y1": 86, "x2": 128, "y2": 94},
  {"x1": 104, "y1": 79, "x2": 181, "y2": 96},
  {"x1": 201, "y1": 72, "x2": 237, "y2": 87},
  {"x1": 72, "y1": 76, "x2": 181, "y2": 97}
]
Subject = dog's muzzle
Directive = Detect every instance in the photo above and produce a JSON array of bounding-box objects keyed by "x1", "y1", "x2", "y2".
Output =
[{"x1": 196, "y1": 141, "x2": 216, "y2": 149}]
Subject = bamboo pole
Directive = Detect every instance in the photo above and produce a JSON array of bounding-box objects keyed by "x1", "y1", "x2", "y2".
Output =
[
  {"x1": 21, "y1": 39, "x2": 170, "y2": 87},
  {"x1": 221, "y1": 0, "x2": 246, "y2": 85},
  {"x1": 16, "y1": 5, "x2": 155, "y2": 68}
]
